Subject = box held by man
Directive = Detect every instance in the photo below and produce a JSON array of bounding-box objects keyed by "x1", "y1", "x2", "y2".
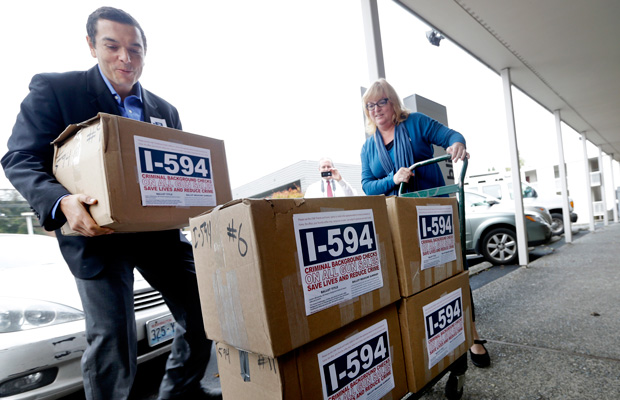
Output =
[{"x1": 52, "y1": 113, "x2": 232, "y2": 234}]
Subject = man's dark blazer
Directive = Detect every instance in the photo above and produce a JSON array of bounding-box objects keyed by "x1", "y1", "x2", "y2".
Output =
[{"x1": 2, "y1": 65, "x2": 186, "y2": 279}]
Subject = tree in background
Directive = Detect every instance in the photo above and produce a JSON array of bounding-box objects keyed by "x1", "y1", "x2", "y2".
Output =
[
  {"x1": 0, "y1": 189, "x2": 46, "y2": 235},
  {"x1": 269, "y1": 186, "x2": 303, "y2": 199}
]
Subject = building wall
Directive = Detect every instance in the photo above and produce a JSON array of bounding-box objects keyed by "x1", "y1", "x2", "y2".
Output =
[{"x1": 523, "y1": 155, "x2": 619, "y2": 223}]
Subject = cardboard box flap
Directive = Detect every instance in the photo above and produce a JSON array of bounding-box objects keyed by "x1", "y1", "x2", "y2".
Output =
[
  {"x1": 194, "y1": 197, "x2": 308, "y2": 219},
  {"x1": 195, "y1": 198, "x2": 245, "y2": 218},
  {"x1": 52, "y1": 113, "x2": 107, "y2": 145},
  {"x1": 53, "y1": 116, "x2": 115, "y2": 235},
  {"x1": 192, "y1": 200, "x2": 270, "y2": 351}
]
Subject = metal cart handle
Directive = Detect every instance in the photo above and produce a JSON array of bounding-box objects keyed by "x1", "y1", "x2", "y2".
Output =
[
  {"x1": 397, "y1": 154, "x2": 468, "y2": 197},
  {"x1": 398, "y1": 154, "x2": 469, "y2": 267}
]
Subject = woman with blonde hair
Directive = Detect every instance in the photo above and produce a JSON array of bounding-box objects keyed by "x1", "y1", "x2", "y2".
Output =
[
  {"x1": 360, "y1": 78, "x2": 468, "y2": 196},
  {"x1": 360, "y1": 79, "x2": 488, "y2": 399}
]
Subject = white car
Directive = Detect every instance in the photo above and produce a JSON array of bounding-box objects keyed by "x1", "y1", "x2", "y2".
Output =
[{"x1": 0, "y1": 234, "x2": 174, "y2": 399}]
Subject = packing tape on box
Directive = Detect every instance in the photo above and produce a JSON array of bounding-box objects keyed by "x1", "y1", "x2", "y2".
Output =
[
  {"x1": 68, "y1": 130, "x2": 84, "y2": 188},
  {"x1": 337, "y1": 297, "x2": 357, "y2": 327},
  {"x1": 410, "y1": 261, "x2": 422, "y2": 293},
  {"x1": 356, "y1": 296, "x2": 373, "y2": 322},
  {"x1": 283, "y1": 257, "x2": 310, "y2": 349},
  {"x1": 424, "y1": 266, "x2": 433, "y2": 289},
  {"x1": 214, "y1": 268, "x2": 250, "y2": 350},
  {"x1": 378, "y1": 239, "x2": 394, "y2": 306},
  {"x1": 433, "y1": 265, "x2": 447, "y2": 283},
  {"x1": 106, "y1": 115, "x2": 129, "y2": 190},
  {"x1": 239, "y1": 350, "x2": 251, "y2": 382}
]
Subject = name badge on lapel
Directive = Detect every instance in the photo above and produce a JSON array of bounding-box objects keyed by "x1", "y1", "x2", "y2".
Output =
[{"x1": 150, "y1": 117, "x2": 167, "y2": 127}]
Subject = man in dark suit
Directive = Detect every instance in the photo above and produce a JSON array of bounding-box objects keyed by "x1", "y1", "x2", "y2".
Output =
[{"x1": 1, "y1": 7, "x2": 219, "y2": 400}]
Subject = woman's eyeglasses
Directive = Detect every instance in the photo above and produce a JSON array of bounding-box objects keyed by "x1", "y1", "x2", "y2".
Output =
[{"x1": 366, "y1": 98, "x2": 389, "y2": 111}]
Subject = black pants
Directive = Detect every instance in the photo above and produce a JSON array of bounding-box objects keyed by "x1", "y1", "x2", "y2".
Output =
[{"x1": 75, "y1": 231, "x2": 211, "y2": 400}]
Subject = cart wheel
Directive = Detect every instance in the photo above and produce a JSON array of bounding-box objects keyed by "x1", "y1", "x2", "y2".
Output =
[
  {"x1": 444, "y1": 371, "x2": 465, "y2": 400},
  {"x1": 481, "y1": 227, "x2": 518, "y2": 265}
]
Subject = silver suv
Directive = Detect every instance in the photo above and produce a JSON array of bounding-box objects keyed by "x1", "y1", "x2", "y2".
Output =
[
  {"x1": 462, "y1": 191, "x2": 552, "y2": 264},
  {"x1": 465, "y1": 179, "x2": 577, "y2": 236}
]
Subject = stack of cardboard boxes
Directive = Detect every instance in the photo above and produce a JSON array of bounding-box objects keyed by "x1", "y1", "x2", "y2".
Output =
[
  {"x1": 190, "y1": 197, "x2": 408, "y2": 399},
  {"x1": 386, "y1": 197, "x2": 473, "y2": 393},
  {"x1": 53, "y1": 114, "x2": 472, "y2": 398},
  {"x1": 191, "y1": 195, "x2": 472, "y2": 399}
]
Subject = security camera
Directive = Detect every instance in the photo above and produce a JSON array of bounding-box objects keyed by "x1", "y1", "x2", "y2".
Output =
[{"x1": 426, "y1": 29, "x2": 444, "y2": 46}]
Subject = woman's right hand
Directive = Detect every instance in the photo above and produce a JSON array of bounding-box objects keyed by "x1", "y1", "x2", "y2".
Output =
[{"x1": 393, "y1": 167, "x2": 413, "y2": 185}]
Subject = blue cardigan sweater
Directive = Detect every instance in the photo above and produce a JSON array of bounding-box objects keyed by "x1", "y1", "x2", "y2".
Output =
[{"x1": 361, "y1": 113, "x2": 465, "y2": 195}]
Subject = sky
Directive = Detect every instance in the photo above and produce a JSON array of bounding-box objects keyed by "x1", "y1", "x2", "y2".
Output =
[{"x1": 0, "y1": 0, "x2": 610, "y2": 193}]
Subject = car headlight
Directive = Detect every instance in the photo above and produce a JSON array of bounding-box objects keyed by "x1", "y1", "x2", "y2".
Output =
[
  {"x1": 525, "y1": 214, "x2": 546, "y2": 225},
  {"x1": 0, "y1": 297, "x2": 84, "y2": 333}
]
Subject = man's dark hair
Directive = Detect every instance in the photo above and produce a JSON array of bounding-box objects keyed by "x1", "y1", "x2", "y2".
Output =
[{"x1": 86, "y1": 7, "x2": 147, "y2": 51}]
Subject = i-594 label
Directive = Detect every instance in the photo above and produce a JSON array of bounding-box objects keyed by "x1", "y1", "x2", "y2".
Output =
[
  {"x1": 416, "y1": 205, "x2": 457, "y2": 270},
  {"x1": 294, "y1": 209, "x2": 384, "y2": 316},
  {"x1": 425, "y1": 296, "x2": 462, "y2": 339},
  {"x1": 138, "y1": 148, "x2": 211, "y2": 179},
  {"x1": 318, "y1": 319, "x2": 394, "y2": 400},
  {"x1": 418, "y1": 213, "x2": 453, "y2": 239},
  {"x1": 297, "y1": 221, "x2": 376, "y2": 266},
  {"x1": 134, "y1": 136, "x2": 216, "y2": 207},
  {"x1": 422, "y1": 288, "x2": 466, "y2": 369}
]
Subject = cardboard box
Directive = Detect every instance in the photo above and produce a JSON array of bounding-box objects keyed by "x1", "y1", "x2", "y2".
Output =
[
  {"x1": 216, "y1": 304, "x2": 408, "y2": 400},
  {"x1": 52, "y1": 113, "x2": 231, "y2": 234},
  {"x1": 386, "y1": 196, "x2": 463, "y2": 297},
  {"x1": 190, "y1": 196, "x2": 400, "y2": 357},
  {"x1": 398, "y1": 271, "x2": 473, "y2": 393}
]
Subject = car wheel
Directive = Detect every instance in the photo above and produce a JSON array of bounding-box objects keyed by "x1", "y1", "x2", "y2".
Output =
[
  {"x1": 481, "y1": 228, "x2": 518, "y2": 265},
  {"x1": 550, "y1": 213, "x2": 564, "y2": 236}
]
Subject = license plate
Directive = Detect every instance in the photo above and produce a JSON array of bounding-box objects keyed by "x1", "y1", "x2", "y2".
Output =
[{"x1": 146, "y1": 314, "x2": 176, "y2": 347}]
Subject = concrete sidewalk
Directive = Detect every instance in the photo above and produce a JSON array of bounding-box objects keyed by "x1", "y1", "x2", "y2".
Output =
[{"x1": 420, "y1": 223, "x2": 620, "y2": 399}]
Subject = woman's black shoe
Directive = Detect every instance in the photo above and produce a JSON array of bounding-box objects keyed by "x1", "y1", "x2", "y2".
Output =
[{"x1": 469, "y1": 339, "x2": 491, "y2": 368}]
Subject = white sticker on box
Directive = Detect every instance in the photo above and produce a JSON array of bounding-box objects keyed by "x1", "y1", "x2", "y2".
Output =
[
  {"x1": 416, "y1": 205, "x2": 457, "y2": 270},
  {"x1": 293, "y1": 209, "x2": 383, "y2": 316},
  {"x1": 134, "y1": 136, "x2": 216, "y2": 207},
  {"x1": 423, "y1": 287, "x2": 465, "y2": 369},
  {"x1": 318, "y1": 319, "x2": 394, "y2": 400}
]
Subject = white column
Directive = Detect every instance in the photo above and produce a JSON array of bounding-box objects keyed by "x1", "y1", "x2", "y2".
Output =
[
  {"x1": 21, "y1": 212, "x2": 34, "y2": 235},
  {"x1": 501, "y1": 68, "x2": 528, "y2": 265},
  {"x1": 554, "y1": 111, "x2": 572, "y2": 243},
  {"x1": 598, "y1": 147, "x2": 609, "y2": 226},
  {"x1": 581, "y1": 133, "x2": 595, "y2": 231},
  {"x1": 360, "y1": 0, "x2": 385, "y2": 82},
  {"x1": 609, "y1": 154, "x2": 618, "y2": 223}
]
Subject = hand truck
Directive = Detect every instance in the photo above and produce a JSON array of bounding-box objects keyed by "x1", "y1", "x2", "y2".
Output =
[{"x1": 398, "y1": 154, "x2": 470, "y2": 400}]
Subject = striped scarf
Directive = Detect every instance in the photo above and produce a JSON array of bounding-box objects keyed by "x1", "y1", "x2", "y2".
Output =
[{"x1": 373, "y1": 123, "x2": 415, "y2": 195}]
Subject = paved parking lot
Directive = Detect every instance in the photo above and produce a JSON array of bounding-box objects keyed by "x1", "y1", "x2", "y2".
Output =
[{"x1": 419, "y1": 223, "x2": 620, "y2": 399}]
